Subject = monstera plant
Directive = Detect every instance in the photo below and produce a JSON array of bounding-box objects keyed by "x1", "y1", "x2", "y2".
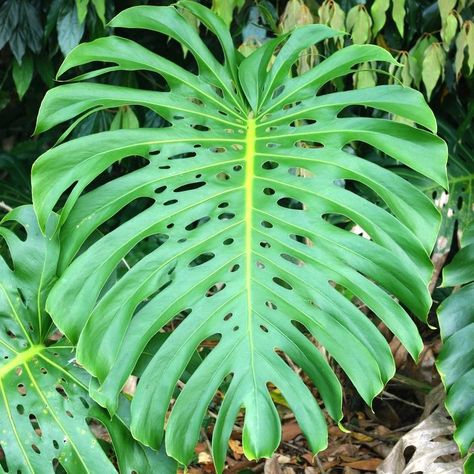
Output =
[
  {"x1": 30, "y1": 1, "x2": 447, "y2": 472},
  {"x1": 0, "y1": 206, "x2": 175, "y2": 473},
  {"x1": 437, "y1": 222, "x2": 474, "y2": 472}
]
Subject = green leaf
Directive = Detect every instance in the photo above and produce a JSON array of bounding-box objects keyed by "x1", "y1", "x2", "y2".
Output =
[
  {"x1": 466, "y1": 20, "x2": 474, "y2": 74},
  {"x1": 91, "y1": 0, "x2": 106, "y2": 24},
  {"x1": 12, "y1": 54, "x2": 33, "y2": 100},
  {"x1": 346, "y1": 5, "x2": 372, "y2": 44},
  {"x1": 437, "y1": 222, "x2": 474, "y2": 467},
  {"x1": 57, "y1": 4, "x2": 85, "y2": 56},
  {"x1": 455, "y1": 23, "x2": 468, "y2": 77},
  {"x1": 75, "y1": 0, "x2": 90, "y2": 23},
  {"x1": 422, "y1": 42, "x2": 446, "y2": 100},
  {"x1": 318, "y1": 0, "x2": 346, "y2": 47},
  {"x1": 35, "y1": 55, "x2": 55, "y2": 89},
  {"x1": 0, "y1": 206, "x2": 176, "y2": 473},
  {"x1": 211, "y1": 0, "x2": 244, "y2": 26},
  {"x1": 110, "y1": 106, "x2": 140, "y2": 130},
  {"x1": 441, "y1": 11, "x2": 460, "y2": 49},
  {"x1": 438, "y1": 0, "x2": 457, "y2": 24},
  {"x1": 409, "y1": 35, "x2": 437, "y2": 87},
  {"x1": 32, "y1": 5, "x2": 447, "y2": 472},
  {"x1": 0, "y1": 0, "x2": 20, "y2": 50},
  {"x1": 353, "y1": 61, "x2": 377, "y2": 88},
  {"x1": 392, "y1": 0, "x2": 406, "y2": 37},
  {"x1": 370, "y1": 0, "x2": 390, "y2": 37}
]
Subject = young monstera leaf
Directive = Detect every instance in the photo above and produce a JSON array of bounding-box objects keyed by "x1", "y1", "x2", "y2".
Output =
[
  {"x1": 437, "y1": 222, "x2": 474, "y2": 472},
  {"x1": 32, "y1": 2, "x2": 447, "y2": 471},
  {"x1": 0, "y1": 206, "x2": 175, "y2": 473}
]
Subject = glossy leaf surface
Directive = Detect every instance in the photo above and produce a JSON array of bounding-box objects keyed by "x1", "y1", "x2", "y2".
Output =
[
  {"x1": 32, "y1": 3, "x2": 447, "y2": 471},
  {"x1": 0, "y1": 206, "x2": 175, "y2": 473},
  {"x1": 437, "y1": 222, "x2": 474, "y2": 470}
]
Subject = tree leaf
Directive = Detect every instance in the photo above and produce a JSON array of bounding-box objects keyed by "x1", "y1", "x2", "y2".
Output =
[
  {"x1": 12, "y1": 54, "x2": 33, "y2": 100},
  {"x1": 392, "y1": 0, "x2": 406, "y2": 37},
  {"x1": 75, "y1": 0, "x2": 90, "y2": 23},
  {"x1": 318, "y1": 0, "x2": 346, "y2": 47},
  {"x1": 0, "y1": 0, "x2": 20, "y2": 50},
  {"x1": 35, "y1": 55, "x2": 55, "y2": 89},
  {"x1": 279, "y1": 0, "x2": 314, "y2": 32},
  {"x1": 0, "y1": 206, "x2": 176, "y2": 474},
  {"x1": 466, "y1": 20, "x2": 474, "y2": 74},
  {"x1": 211, "y1": 0, "x2": 244, "y2": 26},
  {"x1": 346, "y1": 5, "x2": 372, "y2": 44},
  {"x1": 441, "y1": 10, "x2": 460, "y2": 49},
  {"x1": 32, "y1": 5, "x2": 447, "y2": 472},
  {"x1": 353, "y1": 61, "x2": 377, "y2": 88},
  {"x1": 422, "y1": 42, "x2": 446, "y2": 100},
  {"x1": 57, "y1": 3, "x2": 85, "y2": 56},
  {"x1": 438, "y1": 0, "x2": 457, "y2": 24},
  {"x1": 409, "y1": 35, "x2": 437, "y2": 87},
  {"x1": 91, "y1": 0, "x2": 106, "y2": 24},
  {"x1": 370, "y1": 0, "x2": 390, "y2": 37}
]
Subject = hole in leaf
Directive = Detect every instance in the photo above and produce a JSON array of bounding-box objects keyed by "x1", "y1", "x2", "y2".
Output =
[
  {"x1": 273, "y1": 277, "x2": 293, "y2": 290},
  {"x1": 288, "y1": 167, "x2": 314, "y2": 178},
  {"x1": 262, "y1": 160, "x2": 279, "y2": 169},
  {"x1": 265, "y1": 300, "x2": 278, "y2": 310},
  {"x1": 277, "y1": 197, "x2": 305, "y2": 210},
  {"x1": 206, "y1": 282, "x2": 226, "y2": 297},
  {"x1": 173, "y1": 181, "x2": 206, "y2": 193},
  {"x1": 188, "y1": 252, "x2": 215, "y2": 268},
  {"x1": 185, "y1": 216, "x2": 210, "y2": 231}
]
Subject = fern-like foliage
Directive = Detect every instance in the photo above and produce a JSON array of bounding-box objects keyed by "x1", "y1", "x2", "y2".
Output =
[{"x1": 32, "y1": 2, "x2": 447, "y2": 471}]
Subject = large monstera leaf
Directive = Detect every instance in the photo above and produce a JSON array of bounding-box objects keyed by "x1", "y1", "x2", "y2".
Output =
[
  {"x1": 32, "y1": 2, "x2": 447, "y2": 471},
  {"x1": 437, "y1": 222, "x2": 474, "y2": 472},
  {"x1": 0, "y1": 206, "x2": 175, "y2": 473}
]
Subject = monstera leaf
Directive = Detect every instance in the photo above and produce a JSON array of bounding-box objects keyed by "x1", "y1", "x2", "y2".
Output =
[
  {"x1": 32, "y1": 2, "x2": 447, "y2": 471},
  {"x1": 0, "y1": 206, "x2": 175, "y2": 473},
  {"x1": 437, "y1": 222, "x2": 474, "y2": 472}
]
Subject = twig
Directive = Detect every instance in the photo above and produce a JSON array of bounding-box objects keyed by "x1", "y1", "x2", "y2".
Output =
[
  {"x1": 0, "y1": 201, "x2": 13, "y2": 213},
  {"x1": 380, "y1": 390, "x2": 424, "y2": 409}
]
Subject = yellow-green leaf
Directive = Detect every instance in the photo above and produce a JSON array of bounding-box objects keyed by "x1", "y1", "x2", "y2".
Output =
[
  {"x1": 353, "y1": 61, "x2": 377, "y2": 88},
  {"x1": 438, "y1": 0, "x2": 457, "y2": 23},
  {"x1": 409, "y1": 35, "x2": 437, "y2": 87},
  {"x1": 211, "y1": 0, "x2": 244, "y2": 26},
  {"x1": 91, "y1": 0, "x2": 106, "y2": 25},
  {"x1": 279, "y1": 0, "x2": 314, "y2": 32},
  {"x1": 441, "y1": 11, "x2": 460, "y2": 49},
  {"x1": 466, "y1": 20, "x2": 474, "y2": 73},
  {"x1": 371, "y1": 0, "x2": 390, "y2": 36},
  {"x1": 76, "y1": 0, "x2": 90, "y2": 23},
  {"x1": 346, "y1": 5, "x2": 372, "y2": 44},
  {"x1": 318, "y1": 0, "x2": 346, "y2": 47},
  {"x1": 422, "y1": 42, "x2": 446, "y2": 99},
  {"x1": 454, "y1": 27, "x2": 466, "y2": 77},
  {"x1": 392, "y1": 0, "x2": 406, "y2": 36},
  {"x1": 238, "y1": 38, "x2": 262, "y2": 58}
]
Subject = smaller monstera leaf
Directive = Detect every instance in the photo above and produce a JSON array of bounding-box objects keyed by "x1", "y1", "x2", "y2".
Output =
[
  {"x1": 437, "y1": 222, "x2": 474, "y2": 471},
  {"x1": 32, "y1": 2, "x2": 447, "y2": 472},
  {"x1": 0, "y1": 206, "x2": 175, "y2": 474}
]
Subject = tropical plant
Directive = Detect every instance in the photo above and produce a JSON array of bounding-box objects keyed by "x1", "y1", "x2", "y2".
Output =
[
  {"x1": 0, "y1": 205, "x2": 175, "y2": 473},
  {"x1": 30, "y1": 2, "x2": 447, "y2": 471},
  {"x1": 437, "y1": 221, "x2": 474, "y2": 473}
]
